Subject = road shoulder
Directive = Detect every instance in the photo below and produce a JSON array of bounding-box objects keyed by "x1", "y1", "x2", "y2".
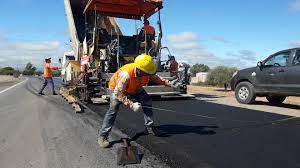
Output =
[
  {"x1": 188, "y1": 85, "x2": 300, "y2": 117},
  {"x1": 0, "y1": 76, "x2": 26, "y2": 92}
]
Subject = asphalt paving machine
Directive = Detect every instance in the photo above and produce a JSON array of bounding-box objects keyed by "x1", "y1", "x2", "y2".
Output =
[{"x1": 62, "y1": 0, "x2": 193, "y2": 105}]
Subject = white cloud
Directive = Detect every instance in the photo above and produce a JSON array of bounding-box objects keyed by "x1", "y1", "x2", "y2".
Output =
[
  {"x1": 212, "y1": 36, "x2": 230, "y2": 44},
  {"x1": 0, "y1": 58, "x2": 6, "y2": 63},
  {"x1": 13, "y1": 41, "x2": 60, "y2": 51},
  {"x1": 224, "y1": 50, "x2": 257, "y2": 68},
  {"x1": 166, "y1": 32, "x2": 257, "y2": 69},
  {"x1": 168, "y1": 32, "x2": 198, "y2": 43},
  {"x1": 290, "y1": 0, "x2": 300, "y2": 11},
  {"x1": 226, "y1": 50, "x2": 256, "y2": 61},
  {"x1": 170, "y1": 42, "x2": 200, "y2": 50},
  {"x1": 0, "y1": 35, "x2": 64, "y2": 69},
  {"x1": 167, "y1": 32, "x2": 219, "y2": 66},
  {"x1": 290, "y1": 41, "x2": 300, "y2": 47}
]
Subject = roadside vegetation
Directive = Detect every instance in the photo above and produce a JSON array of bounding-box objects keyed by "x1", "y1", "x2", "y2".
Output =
[
  {"x1": 0, "y1": 67, "x2": 20, "y2": 76},
  {"x1": 205, "y1": 66, "x2": 238, "y2": 87},
  {"x1": 190, "y1": 64, "x2": 238, "y2": 87},
  {"x1": 0, "y1": 62, "x2": 58, "y2": 77},
  {"x1": 22, "y1": 62, "x2": 36, "y2": 76},
  {"x1": 190, "y1": 63, "x2": 210, "y2": 77}
]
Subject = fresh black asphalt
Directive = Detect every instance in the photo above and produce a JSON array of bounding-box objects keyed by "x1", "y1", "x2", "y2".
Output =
[
  {"x1": 52, "y1": 77, "x2": 300, "y2": 168},
  {"x1": 88, "y1": 95, "x2": 300, "y2": 168}
]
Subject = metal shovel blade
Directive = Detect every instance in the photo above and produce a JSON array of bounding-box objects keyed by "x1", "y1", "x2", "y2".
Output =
[{"x1": 117, "y1": 138, "x2": 140, "y2": 165}]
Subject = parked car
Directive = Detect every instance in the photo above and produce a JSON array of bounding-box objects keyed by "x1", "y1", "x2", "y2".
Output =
[{"x1": 231, "y1": 48, "x2": 300, "y2": 104}]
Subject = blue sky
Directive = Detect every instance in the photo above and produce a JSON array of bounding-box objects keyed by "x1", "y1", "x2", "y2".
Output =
[{"x1": 0, "y1": 0, "x2": 300, "y2": 69}]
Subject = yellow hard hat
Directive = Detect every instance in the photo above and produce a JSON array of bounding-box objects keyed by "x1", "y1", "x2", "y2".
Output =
[{"x1": 134, "y1": 54, "x2": 157, "y2": 75}]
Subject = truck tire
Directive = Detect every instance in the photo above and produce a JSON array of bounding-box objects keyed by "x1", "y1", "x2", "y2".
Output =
[
  {"x1": 266, "y1": 96, "x2": 286, "y2": 105},
  {"x1": 235, "y1": 82, "x2": 256, "y2": 104}
]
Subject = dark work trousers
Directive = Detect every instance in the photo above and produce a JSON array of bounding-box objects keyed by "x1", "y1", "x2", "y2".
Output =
[
  {"x1": 39, "y1": 77, "x2": 55, "y2": 94},
  {"x1": 99, "y1": 89, "x2": 154, "y2": 137}
]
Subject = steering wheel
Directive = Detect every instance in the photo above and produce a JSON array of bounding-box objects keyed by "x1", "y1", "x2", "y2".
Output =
[{"x1": 274, "y1": 63, "x2": 281, "y2": 67}]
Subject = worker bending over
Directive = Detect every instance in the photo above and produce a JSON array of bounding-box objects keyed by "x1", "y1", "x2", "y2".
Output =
[
  {"x1": 98, "y1": 54, "x2": 180, "y2": 148},
  {"x1": 38, "y1": 57, "x2": 60, "y2": 95}
]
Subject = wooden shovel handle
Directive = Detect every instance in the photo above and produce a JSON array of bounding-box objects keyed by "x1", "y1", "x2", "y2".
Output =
[{"x1": 122, "y1": 138, "x2": 129, "y2": 147}]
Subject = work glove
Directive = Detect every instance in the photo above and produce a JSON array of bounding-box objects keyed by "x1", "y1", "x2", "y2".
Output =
[{"x1": 131, "y1": 102, "x2": 142, "y2": 112}]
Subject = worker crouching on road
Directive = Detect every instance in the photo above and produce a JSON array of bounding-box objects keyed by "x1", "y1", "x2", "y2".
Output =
[
  {"x1": 98, "y1": 54, "x2": 180, "y2": 148},
  {"x1": 38, "y1": 57, "x2": 60, "y2": 95}
]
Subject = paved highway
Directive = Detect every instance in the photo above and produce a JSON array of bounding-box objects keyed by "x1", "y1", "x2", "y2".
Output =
[
  {"x1": 0, "y1": 77, "x2": 168, "y2": 168},
  {"x1": 1, "y1": 77, "x2": 300, "y2": 168}
]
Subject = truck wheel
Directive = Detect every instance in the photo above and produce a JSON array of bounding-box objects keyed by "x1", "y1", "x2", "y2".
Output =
[
  {"x1": 235, "y1": 82, "x2": 256, "y2": 104},
  {"x1": 266, "y1": 96, "x2": 286, "y2": 105}
]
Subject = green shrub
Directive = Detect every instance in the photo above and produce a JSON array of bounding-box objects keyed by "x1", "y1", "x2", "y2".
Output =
[
  {"x1": 190, "y1": 64, "x2": 210, "y2": 77},
  {"x1": 0, "y1": 67, "x2": 16, "y2": 75},
  {"x1": 205, "y1": 66, "x2": 238, "y2": 87}
]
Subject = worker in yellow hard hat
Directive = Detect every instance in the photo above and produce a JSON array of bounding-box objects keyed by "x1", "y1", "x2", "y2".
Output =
[{"x1": 98, "y1": 54, "x2": 180, "y2": 148}]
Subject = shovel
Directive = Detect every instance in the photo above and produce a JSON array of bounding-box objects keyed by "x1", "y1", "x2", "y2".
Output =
[{"x1": 117, "y1": 138, "x2": 140, "y2": 165}]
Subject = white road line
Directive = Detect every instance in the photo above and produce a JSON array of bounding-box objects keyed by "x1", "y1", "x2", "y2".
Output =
[
  {"x1": 0, "y1": 78, "x2": 28, "y2": 94},
  {"x1": 143, "y1": 105, "x2": 298, "y2": 124}
]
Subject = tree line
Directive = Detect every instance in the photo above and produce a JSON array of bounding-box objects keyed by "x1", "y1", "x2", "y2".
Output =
[
  {"x1": 0, "y1": 62, "x2": 61, "y2": 77},
  {"x1": 1, "y1": 62, "x2": 234, "y2": 86}
]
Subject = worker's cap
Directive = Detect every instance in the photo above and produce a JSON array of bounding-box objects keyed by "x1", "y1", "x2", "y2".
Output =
[{"x1": 45, "y1": 57, "x2": 51, "y2": 60}]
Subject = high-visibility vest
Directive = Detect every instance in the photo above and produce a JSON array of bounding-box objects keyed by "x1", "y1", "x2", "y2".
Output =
[
  {"x1": 143, "y1": 25, "x2": 155, "y2": 35},
  {"x1": 109, "y1": 63, "x2": 150, "y2": 95},
  {"x1": 43, "y1": 63, "x2": 52, "y2": 78},
  {"x1": 170, "y1": 61, "x2": 179, "y2": 76}
]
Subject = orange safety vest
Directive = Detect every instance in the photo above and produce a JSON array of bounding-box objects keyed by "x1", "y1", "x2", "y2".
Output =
[
  {"x1": 43, "y1": 63, "x2": 52, "y2": 78},
  {"x1": 143, "y1": 25, "x2": 155, "y2": 35},
  {"x1": 109, "y1": 63, "x2": 150, "y2": 95},
  {"x1": 170, "y1": 61, "x2": 179, "y2": 77}
]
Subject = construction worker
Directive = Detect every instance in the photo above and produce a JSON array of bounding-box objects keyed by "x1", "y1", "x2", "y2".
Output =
[
  {"x1": 168, "y1": 56, "x2": 179, "y2": 78},
  {"x1": 178, "y1": 62, "x2": 191, "y2": 84},
  {"x1": 140, "y1": 19, "x2": 155, "y2": 40},
  {"x1": 98, "y1": 54, "x2": 181, "y2": 148},
  {"x1": 38, "y1": 57, "x2": 60, "y2": 95},
  {"x1": 139, "y1": 19, "x2": 156, "y2": 52}
]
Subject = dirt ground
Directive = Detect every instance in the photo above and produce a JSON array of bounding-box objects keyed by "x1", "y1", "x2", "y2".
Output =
[
  {"x1": 188, "y1": 85, "x2": 300, "y2": 107},
  {"x1": 0, "y1": 75, "x2": 21, "y2": 83}
]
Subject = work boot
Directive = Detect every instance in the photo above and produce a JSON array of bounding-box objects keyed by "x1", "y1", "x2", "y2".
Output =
[
  {"x1": 145, "y1": 126, "x2": 162, "y2": 136},
  {"x1": 38, "y1": 92, "x2": 44, "y2": 95},
  {"x1": 53, "y1": 92, "x2": 57, "y2": 95},
  {"x1": 98, "y1": 136, "x2": 110, "y2": 148}
]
